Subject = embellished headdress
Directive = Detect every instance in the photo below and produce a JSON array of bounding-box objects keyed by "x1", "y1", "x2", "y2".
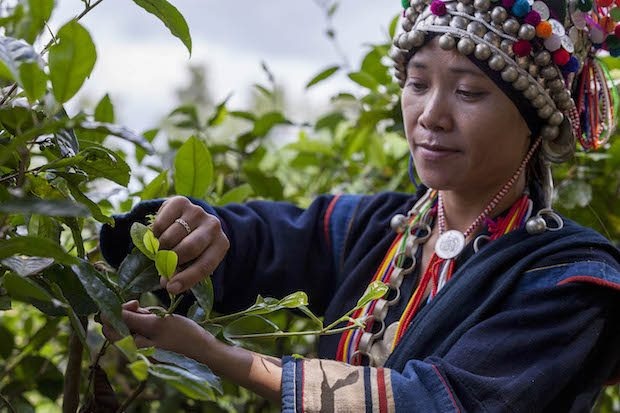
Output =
[{"x1": 391, "y1": 0, "x2": 619, "y2": 162}]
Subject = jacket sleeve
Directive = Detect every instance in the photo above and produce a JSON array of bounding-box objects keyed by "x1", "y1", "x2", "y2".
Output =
[
  {"x1": 280, "y1": 273, "x2": 620, "y2": 412},
  {"x1": 99, "y1": 195, "x2": 362, "y2": 315}
]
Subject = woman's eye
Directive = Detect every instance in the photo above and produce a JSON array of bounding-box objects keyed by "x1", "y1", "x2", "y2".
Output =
[
  {"x1": 457, "y1": 89, "x2": 485, "y2": 99},
  {"x1": 407, "y1": 80, "x2": 427, "y2": 92}
]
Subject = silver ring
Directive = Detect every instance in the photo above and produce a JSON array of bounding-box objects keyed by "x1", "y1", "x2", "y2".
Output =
[{"x1": 174, "y1": 218, "x2": 192, "y2": 235}]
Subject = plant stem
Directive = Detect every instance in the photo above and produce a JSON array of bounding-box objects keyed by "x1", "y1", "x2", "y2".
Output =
[
  {"x1": 203, "y1": 309, "x2": 249, "y2": 324},
  {"x1": 227, "y1": 323, "x2": 361, "y2": 340},
  {"x1": 166, "y1": 294, "x2": 183, "y2": 315},
  {"x1": 63, "y1": 318, "x2": 87, "y2": 413},
  {"x1": 0, "y1": 393, "x2": 16, "y2": 413},
  {"x1": 116, "y1": 380, "x2": 146, "y2": 413}
]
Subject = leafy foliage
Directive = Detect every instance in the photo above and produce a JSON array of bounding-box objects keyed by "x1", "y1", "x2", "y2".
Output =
[{"x1": 0, "y1": 0, "x2": 618, "y2": 412}]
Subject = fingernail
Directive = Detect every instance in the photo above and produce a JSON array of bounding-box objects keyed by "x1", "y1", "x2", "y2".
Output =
[{"x1": 168, "y1": 281, "x2": 182, "y2": 295}]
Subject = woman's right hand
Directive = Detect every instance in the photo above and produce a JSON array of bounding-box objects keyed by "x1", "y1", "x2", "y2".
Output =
[{"x1": 151, "y1": 196, "x2": 230, "y2": 295}]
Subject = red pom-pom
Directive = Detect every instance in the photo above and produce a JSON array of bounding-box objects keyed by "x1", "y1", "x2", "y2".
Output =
[
  {"x1": 502, "y1": 0, "x2": 515, "y2": 8},
  {"x1": 430, "y1": 0, "x2": 447, "y2": 15},
  {"x1": 513, "y1": 40, "x2": 532, "y2": 57},
  {"x1": 553, "y1": 48, "x2": 571, "y2": 65},
  {"x1": 599, "y1": 0, "x2": 613, "y2": 6},
  {"x1": 524, "y1": 10, "x2": 542, "y2": 26},
  {"x1": 615, "y1": 24, "x2": 620, "y2": 38}
]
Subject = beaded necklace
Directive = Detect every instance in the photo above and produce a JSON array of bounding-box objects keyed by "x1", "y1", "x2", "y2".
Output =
[{"x1": 336, "y1": 139, "x2": 541, "y2": 366}]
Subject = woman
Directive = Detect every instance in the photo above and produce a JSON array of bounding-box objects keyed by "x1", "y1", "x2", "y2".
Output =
[{"x1": 101, "y1": 0, "x2": 620, "y2": 410}]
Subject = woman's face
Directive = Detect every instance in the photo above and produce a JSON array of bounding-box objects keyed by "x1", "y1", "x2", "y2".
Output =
[{"x1": 401, "y1": 38, "x2": 531, "y2": 197}]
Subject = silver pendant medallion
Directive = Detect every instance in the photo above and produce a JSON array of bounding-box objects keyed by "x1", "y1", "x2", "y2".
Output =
[{"x1": 435, "y1": 230, "x2": 465, "y2": 259}]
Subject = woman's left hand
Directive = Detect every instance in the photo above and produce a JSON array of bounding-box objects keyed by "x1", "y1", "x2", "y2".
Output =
[{"x1": 101, "y1": 301, "x2": 211, "y2": 360}]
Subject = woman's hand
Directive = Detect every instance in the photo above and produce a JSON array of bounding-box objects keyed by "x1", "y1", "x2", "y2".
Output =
[
  {"x1": 151, "y1": 196, "x2": 230, "y2": 294},
  {"x1": 101, "y1": 301, "x2": 211, "y2": 360}
]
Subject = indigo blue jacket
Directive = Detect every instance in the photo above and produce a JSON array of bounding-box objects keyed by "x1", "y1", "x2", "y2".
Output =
[{"x1": 100, "y1": 190, "x2": 620, "y2": 412}]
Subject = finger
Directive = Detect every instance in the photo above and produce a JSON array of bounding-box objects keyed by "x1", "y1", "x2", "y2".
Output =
[
  {"x1": 133, "y1": 334, "x2": 155, "y2": 348},
  {"x1": 122, "y1": 309, "x2": 159, "y2": 338},
  {"x1": 160, "y1": 275, "x2": 168, "y2": 290},
  {"x1": 102, "y1": 324, "x2": 123, "y2": 342},
  {"x1": 172, "y1": 227, "x2": 211, "y2": 265},
  {"x1": 152, "y1": 196, "x2": 191, "y2": 237},
  {"x1": 122, "y1": 300, "x2": 140, "y2": 311},
  {"x1": 167, "y1": 239, "x2": 228, "y2": 294},
  {"x1": 157, "y1": 215, "x2": 192, "y2": 250}
]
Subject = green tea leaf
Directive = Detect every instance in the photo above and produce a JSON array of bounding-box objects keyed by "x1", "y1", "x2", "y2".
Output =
[
  {"x1": 0, "y1": 198, "x2": 89, "y2": 217},
  {"x1": 217, "y1": 184, "x2": 253, "y2": 205},
  {"x1": 49, "y1": 20, "x2": 97, "y2": 103},
  {"x1": 141, "y1": 170, "x2": 169, "y2": 200},
  {"x1": 152, "y1": 349, "x2": 221, "y2": 393},
  {"x1": 64, "y1": 180, "x2": 114, "y2": 225},
  {"x1": 130, "y1": 223, "x2": 152, "y2": 259},
  {"x1": 306, "y1": 65, "x2": 339, "y2": 89},
  {"x1": 355, "y1": 280, "x2": 388, "y2": 310},
  {"x1": 129, "y1": 359, "x2": 150, "y2": 381},
  {"x1": 18, "y1": 0, "x2": 54, "y2": 43},
  {"x1": 148, "y1": 364, "x2": 216, "y2": 401},
  {"x1": 0, "y1": 36, "x2": 42, "y2": 83},
  {"x1": 0, "y1": 236, "x2": 77, "y2": 264},
  {"x1": 4, "y1": 272, "x2": 56, "y2": 304},
  {"x1": 174, "y1": 136, "x2": 213, "y2": 198},
  {"x1": 277, "y1": 291, "x2": 309, "y2": 309},
  {"x1": 95, "y1": 94, "x2": 115, "y2": 123},
  {"x1": 348, "y1": 71, "x2": 380, "y2": 91},
  {"x1": 131, "y1": 0, "x2": 192, "y2": 55},
  {"x1": 18, "y1": 61, "x2": 47, "y2": 102},
  {"x1": 45, "y1": 265, "x2": 98, "y2": 316},
  {"x1": 71, "y1": 259, "x2": 129, "y2": 337},
  {"x1": 252, "y1": 112, "x2": 290, "y2": 137},
  {"x1": 155, "y1": 250, "x2": 177, "y2": 279},
  {"x1": 144, "y1": 231, "x2": 160, "y2": 259},
  {"x1": 114, "y1": 335, "x2": 139, "y2": 362},
  {"x1": 190, "y1": 278, "x2": 214, "y2": 319},
  {"x1": 118, "y1": 251, "x2": 160, "y2": 296},
  {"x1": 1, "y1": 256, "x2": 54, "y2": 276}
]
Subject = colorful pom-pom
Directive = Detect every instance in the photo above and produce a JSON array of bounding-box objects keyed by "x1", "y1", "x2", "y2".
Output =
[
  {"x1": 552, "y1": 49, "x2": 570, "y2": 65},
  {"x1": 536, "y1": 21, "x2": 553, "y2": 38},
  {"x1": 524, "y1": 10, "x2": 542, "y2": 26},
  {"x1": 402, "y1": 0, "x2": 410, "y2": 8},
  {"x1": 430, "y1": 0, "x2": 447, "y2": 15},
  {"x1": 513, "y1": 40, "x2": 533, "y2": 56},
  {"x1": 562, "y1": 56, "x2": 580, "y2": 72},
  {"x1": 590, "y1": 26, "x2": 606, "y2": 43},
  {"x1": 616, "y1": 25, "x2": 620, "y2": 37},
  {"x1": 511, "y1": 0, "x2": 531, "y2": 17},
  {"x1": 599, "y1": 0, "x2": 614, "y2": 6},
  {"x1": 610, "y1": 48, "x2": 620, "y2": 56},
  {"x1": 611, "y1": 7, "x2": 620, "y2": 21},
  {"x1": 607, "y1": 34, "x2": 620, "y2": 50},
  {"x1": 577, "y1": 0, "x2": 593, "y2": 11},
  {"x1": 502, "y1": 0, "x2": 515, "y2": 8}
]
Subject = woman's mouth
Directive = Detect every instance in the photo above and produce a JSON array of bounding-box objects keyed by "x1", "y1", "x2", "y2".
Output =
[{"x1": 415, "y1": 142, "x2": 460, "y2": 161}]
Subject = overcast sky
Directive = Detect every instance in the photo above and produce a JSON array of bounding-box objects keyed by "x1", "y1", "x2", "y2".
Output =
[{"x1": 50, "y1": 1, "x2": 398, "y2": 132}]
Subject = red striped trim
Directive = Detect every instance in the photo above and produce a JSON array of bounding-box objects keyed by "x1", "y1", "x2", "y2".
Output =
[
  {"x1": 377, "y1": 367, "x2": 388, "y2": 413},
  {"x1": 557, "y1": 276, "x2": 620, "y2": 291},
  {"x1": 431, "y1": 365, "x2": 460, "y2": 413},
  {"x1": 323, "y1": 195, "x2": 342, "y2": 252},
  {"x1": 301, "y1": 360, "x2": 305, "y2": 413}
]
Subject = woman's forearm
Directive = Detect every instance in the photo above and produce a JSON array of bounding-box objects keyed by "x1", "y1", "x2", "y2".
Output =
[{"x1": 193, "y1": 333, "x2": 282, "y2": 404}]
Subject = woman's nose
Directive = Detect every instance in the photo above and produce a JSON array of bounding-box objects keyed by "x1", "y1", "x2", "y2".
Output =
[{"x1": 418, "y1": 90, "x2": 453, "y2": 132}]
